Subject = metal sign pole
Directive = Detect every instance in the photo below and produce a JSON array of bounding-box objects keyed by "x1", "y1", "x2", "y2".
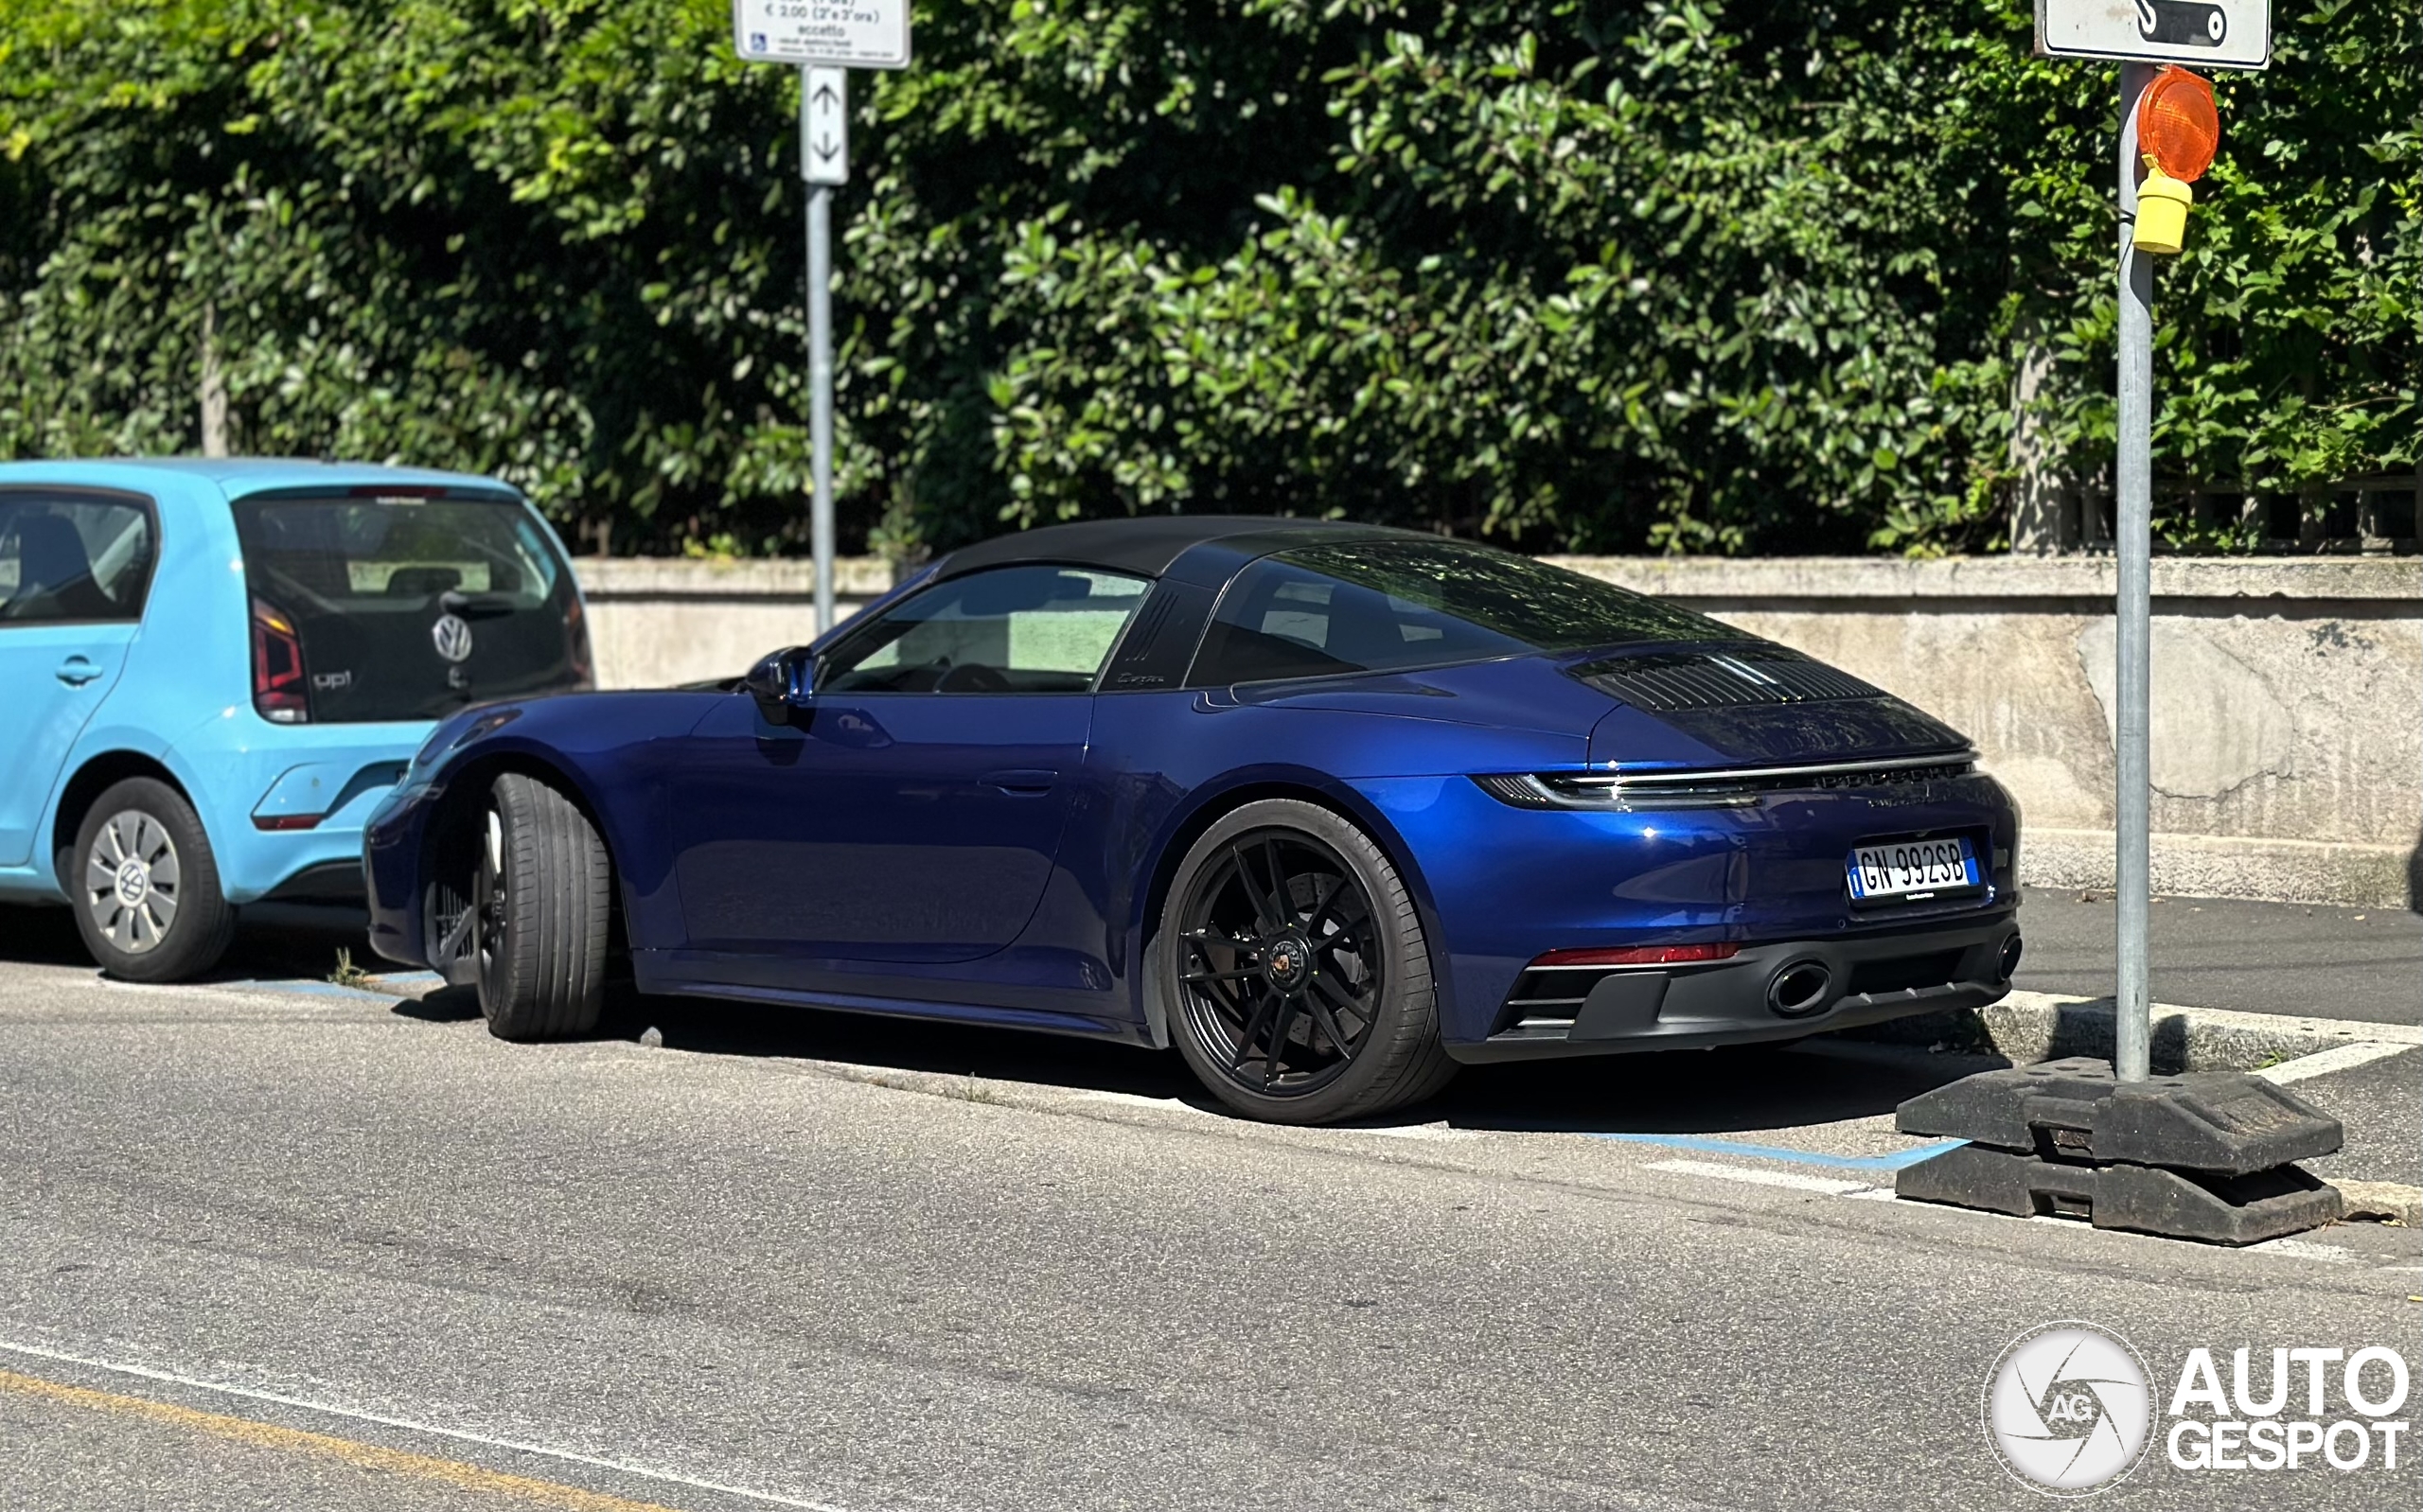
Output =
[
  {"x1": 1889, "y1": 7, "x2": 2348, "y2": 1248},
  {"x1": 800, "y1": 66, "x2": 845, "y2": 636},
  {"x1": 2034, "y1": 1, "x2": 2270, "y2": 1080},
  {"x1": 2113, "y1": 61, "x2": 2155, "y2": 1082},
  {"x1": 806, "y1": 178, "x2": 835, "y2": 635},
  {"x1": 736, "y1": 3, "x2": 900, "y2": 637}
]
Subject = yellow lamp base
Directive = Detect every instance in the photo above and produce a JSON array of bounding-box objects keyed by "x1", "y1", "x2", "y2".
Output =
[{"x1": 2135, "y1": 167, "x2": 2194, "y2": 256}]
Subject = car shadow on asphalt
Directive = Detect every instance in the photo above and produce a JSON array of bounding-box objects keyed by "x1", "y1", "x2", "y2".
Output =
[
  {"x1": 596, "y1": 985, "x2": 1202, "y2": 1102},
  {"x1": 580, "y1": 980, "x2": 1982, "y2": 1138},
  {"x1": 393, "y1": 984, "x2": 484, "y2": 1023},
  {"x1": 0, "y1": 900, "x2": 378, "y2": 985},
  {"x1": 1429, "y1": 1042, "x2": 1997, "y2": 1136},
  {"x1": 0, "y1": 900, "x2": 1983, "y2": 1139}
]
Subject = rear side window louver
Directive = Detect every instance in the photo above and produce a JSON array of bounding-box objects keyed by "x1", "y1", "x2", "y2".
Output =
[{"x1": 1573, "y1": 647, "x2": 1883, "y2": 711}]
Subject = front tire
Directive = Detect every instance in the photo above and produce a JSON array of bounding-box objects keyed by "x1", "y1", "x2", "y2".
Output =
[
  {"x1": 471, "y1": 773, "x2": 610, "y2": 1041},
  {"x1": 1161, "y1": 800, "x2": 1457, "y2": 1124},
  {"x1": 70, "y1": 778, "x2": 236, "y2": 983}
]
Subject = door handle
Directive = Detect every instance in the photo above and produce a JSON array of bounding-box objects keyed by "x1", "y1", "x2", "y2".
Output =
[
  {"x1": 980, "y1": 768, "x2": 1058, "y2": 795},
  {"x1": 55, "y1": 657, "x2": 102, "y2": 687}
]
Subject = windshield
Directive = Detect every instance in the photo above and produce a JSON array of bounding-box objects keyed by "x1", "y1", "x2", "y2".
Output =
[
  {"x1": 234, "y1": 493, "x2": 587, "y2": 723},
  {"x1": 1188, "y1": 539, "x2": 1729, "y2": 686}
]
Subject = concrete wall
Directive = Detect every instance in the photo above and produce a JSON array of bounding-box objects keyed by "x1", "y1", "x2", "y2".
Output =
[
  {"x1": 577, "y1": 556, "x2": 893, "y2": 690},
  {"x1": 574, "y1": 554, "x2": 2423, "y2": 908}
]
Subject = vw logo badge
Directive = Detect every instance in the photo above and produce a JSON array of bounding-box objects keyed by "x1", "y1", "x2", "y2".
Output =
[{"x1": 431, "y1": 613, "x2": 475, "y2": 664}]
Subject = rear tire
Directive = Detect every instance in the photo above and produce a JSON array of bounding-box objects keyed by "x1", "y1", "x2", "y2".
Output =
[
  {"x1": 472, "y1": 773, "x2": 610, "y2": 1041},
  {"x1": 1160, "y1": 799, "x2": 1457, "y2": 1125},
  {"x1": 69, "y1": 778, "x2": 236, "y2": 983}
]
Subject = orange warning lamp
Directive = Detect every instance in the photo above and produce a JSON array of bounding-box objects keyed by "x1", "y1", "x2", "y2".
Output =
[{"x1": 2134, "y1": 68, "x2": 2219, "y2": 256}]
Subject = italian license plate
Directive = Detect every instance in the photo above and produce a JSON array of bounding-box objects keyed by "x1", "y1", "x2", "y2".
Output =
[{"x1": 1846, "y1": 836, "x2": 1980, "y2": 901}]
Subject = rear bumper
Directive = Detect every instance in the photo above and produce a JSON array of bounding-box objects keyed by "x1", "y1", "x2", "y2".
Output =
[
  {"x1": 1447, "y1": 912, "x2": 2018, "y2": 1064},
  {"x1": 166, "y1": 717, "x2": 429, "y2": 905}
]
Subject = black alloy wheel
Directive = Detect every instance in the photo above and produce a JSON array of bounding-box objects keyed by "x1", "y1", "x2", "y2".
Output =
[
  {"x1": 1179, "y1": 830, "x2": 1381, "y2": 1098},
  {"x1": 1162, "y1": 800, "x2": 1456, "y2": 1124}
]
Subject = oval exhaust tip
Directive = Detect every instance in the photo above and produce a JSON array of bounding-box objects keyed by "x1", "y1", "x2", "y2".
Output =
[{"x1": 1767, "y1": 960, "x2": 1833, "y2": 1018}]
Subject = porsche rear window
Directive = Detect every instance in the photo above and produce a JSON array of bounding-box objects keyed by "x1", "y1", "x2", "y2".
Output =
[{"x1": 1189, "y1": 539, "x2": 1726, "y2": 686}]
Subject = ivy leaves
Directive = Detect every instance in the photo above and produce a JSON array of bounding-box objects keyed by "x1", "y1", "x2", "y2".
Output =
[{"x1": 0, "y1": 0, "x2": 2412, "y2": 556}]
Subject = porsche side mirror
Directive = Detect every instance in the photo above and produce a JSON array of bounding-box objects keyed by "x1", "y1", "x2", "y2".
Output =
[{"x1": 743, "y1": 645, "x2": 816, "y2": 716}]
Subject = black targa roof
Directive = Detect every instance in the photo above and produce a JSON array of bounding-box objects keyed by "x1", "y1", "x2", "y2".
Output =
[{"x1": 931, "y1": 515, "x2": 1415, "y2": 582}]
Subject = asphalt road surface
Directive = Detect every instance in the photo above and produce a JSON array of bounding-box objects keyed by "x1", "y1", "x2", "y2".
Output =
[
  {"x1": 0, "y1": 905, "x2": 2414, "y2": 1512},
  {"x1": 2013, "y1": 886, "x2": 2420, "y2": 1025}
]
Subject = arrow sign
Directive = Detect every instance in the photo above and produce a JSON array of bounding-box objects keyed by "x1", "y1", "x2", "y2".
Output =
[
  {"x1": 2037, "y1": 0, "x2": 2269, "y2": 70},
  {"x1": 802, "y1": 66, "x2": 847, "y2": 185}
]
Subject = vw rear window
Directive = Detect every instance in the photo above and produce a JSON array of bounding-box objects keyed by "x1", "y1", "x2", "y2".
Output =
[{"x1": 234, "y1": 493, "x2": 585, "y2": 723}]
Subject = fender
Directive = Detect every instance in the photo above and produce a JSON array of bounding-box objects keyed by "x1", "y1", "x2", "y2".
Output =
[{"x1": 1124, "y1": 763, "x2": 1459, "y2": 1050}]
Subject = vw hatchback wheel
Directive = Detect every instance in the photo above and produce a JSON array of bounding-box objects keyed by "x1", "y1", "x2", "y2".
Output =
[
  {"x1": 1162, "y1": 800, "x2": 1455, "y2": 1124},
  {"x1": 70, "y1": 778, "x2": 235, "y2": 983},
  {"x1": 470, "y1": 772, "x2": 610, "y2": 1041}
]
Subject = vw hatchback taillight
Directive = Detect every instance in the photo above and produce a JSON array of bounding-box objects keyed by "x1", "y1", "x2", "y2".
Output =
[{"x1": 252, "y1": 596, "x2": 310, "y2": 723}]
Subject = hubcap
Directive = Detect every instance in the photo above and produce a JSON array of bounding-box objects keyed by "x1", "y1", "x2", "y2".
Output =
[
  {"x1": 1177, "y1": 830, "x2": 1382, "y2": 1099},
  {"x1": 82, "y1": 810, "x2": 182, "y2": 955}
]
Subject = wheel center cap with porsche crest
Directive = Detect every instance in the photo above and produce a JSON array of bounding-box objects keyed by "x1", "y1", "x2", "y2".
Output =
[{"x1": 1264, "y1": 932, "x2": 1313, "y2": 991}]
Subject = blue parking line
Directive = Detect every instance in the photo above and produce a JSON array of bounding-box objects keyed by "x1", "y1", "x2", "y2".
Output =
[
  {"x1": 223, "y1": 979, "x2": 395, "y2": 1003},
  {"x1": 1583, "y1": 1132, "x2": 1969, "y2": 1172}
]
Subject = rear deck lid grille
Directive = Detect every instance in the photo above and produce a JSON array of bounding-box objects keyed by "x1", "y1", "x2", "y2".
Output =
[{"x1": 1574, "y1": 646, "x2": 1883, "y2": 712}]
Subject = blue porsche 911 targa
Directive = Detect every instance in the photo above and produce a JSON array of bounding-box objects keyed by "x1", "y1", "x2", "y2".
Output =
[{"x1": 363, "y1": 518, "x2": 2020, "y2": 1123}]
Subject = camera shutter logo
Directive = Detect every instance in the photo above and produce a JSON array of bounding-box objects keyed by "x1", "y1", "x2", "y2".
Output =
[
  {"x1": 1984, "y1": 1322, "x2": 2154, "y2": 1495},
  {"x1": 432, "y1": 613, "x2": 475, "y2": 664}
]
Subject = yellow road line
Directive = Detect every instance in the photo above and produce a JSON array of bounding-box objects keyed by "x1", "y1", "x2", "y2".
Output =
[{"x1": 0, "y1": 1366, "x2": 690, "y2": 1512}]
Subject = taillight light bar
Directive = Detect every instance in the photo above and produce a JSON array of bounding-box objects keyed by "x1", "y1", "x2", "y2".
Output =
[{"x1": 1529, "y1": 943, "x2": 1742, "y2": 969}]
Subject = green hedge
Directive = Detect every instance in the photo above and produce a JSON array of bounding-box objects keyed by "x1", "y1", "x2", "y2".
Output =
[{"x1": 1, "y1": 1, "x2": 2414, "y2": 556}]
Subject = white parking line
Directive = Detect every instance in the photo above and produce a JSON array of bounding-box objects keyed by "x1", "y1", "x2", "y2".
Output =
[
  {"x1": 2242, "y1": 1237, "x2": 2358, "y2": 1264},
  {"x1": 1647, "y1": 1162, "x2": 2385, "y2": 1267},
  {"x1": 2255, "y1": 1041, "x2": 2415, "y2": 1084},
  {"x1": 1341, "y1": 1122, "x2": 1482, "y2": 1141},
  {"x1": 1063, "y1": 1089, "x2": 1202, "y2": 1113},
  {"x1": 0, "y1": 1337, "x2": 867, "y2": 1512},
  {"x1": 1647, "y1": 1158, "x2": 1877, "y2": 1197}
]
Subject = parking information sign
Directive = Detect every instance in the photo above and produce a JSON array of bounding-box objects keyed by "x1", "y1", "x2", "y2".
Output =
[
  {"x1": 733, "y1": 0, "x2": 911, "y2": 71},
  {"x1": 2037, "y1": 0, "x2": 2270, "y2": 71}
]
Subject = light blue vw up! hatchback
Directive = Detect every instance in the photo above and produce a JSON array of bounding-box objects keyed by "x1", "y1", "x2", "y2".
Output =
[{"x1": 0, "y1": 459, "x2": 591, "y2": 981}]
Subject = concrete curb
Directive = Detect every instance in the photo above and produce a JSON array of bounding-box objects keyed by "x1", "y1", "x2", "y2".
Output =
[
  {"x1": 1843, "y1": 990, "x2": 2422, "y2": 1073},
  {"x1": 2330, "y1": 1181, "x2": 2422, "y2": 1228}
]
